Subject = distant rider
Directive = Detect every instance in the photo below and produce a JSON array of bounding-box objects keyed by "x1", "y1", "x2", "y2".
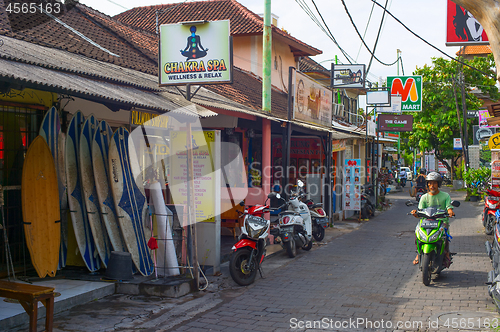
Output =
[
  {"x1": 410, "y1": 172, "x2": 455, "y2": 265},
  {"x1": 399, "y1": 168, "x2": 407, "y2": 187},
  {"x1": 415, "y1": 169, "x2": 427, "y2": 191}
]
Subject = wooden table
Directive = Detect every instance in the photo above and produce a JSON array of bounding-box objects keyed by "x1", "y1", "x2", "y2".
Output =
[{"x1": 0, "y1": 280, "x2": 55, "y2": 332}]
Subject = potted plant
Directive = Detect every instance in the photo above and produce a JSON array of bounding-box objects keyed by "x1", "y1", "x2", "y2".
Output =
[{"x1": 463, "y1": 166, "x2": 491, "y2": 201}]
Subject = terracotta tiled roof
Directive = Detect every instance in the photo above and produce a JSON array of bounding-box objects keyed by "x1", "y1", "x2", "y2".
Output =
[
  {"x1": 457, "y1": 45, "x2": 492, "y2": 56},
  {"x1": 114, "y1": 0, "x2": 321, "y2": 57},
  {"x1": 205, "y1": 67, "x2": 288, "y2": 119},
  {"x1": 0, "y1": 1, "x2": 159, "y2": 75}
]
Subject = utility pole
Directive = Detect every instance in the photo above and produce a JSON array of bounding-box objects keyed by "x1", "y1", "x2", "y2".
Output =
[{"x1": 262, "y1": 0, "x2": 271, "y2": 113}]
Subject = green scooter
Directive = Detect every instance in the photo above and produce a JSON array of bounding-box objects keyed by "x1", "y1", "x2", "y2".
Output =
[{"x1": 412, "y1": 200, "x2": 460, "y2": 286}]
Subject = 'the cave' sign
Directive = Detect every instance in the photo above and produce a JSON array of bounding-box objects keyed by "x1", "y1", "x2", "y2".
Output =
[{"x1": 378, "y1": 114, "x2": 413, "y2": 132}]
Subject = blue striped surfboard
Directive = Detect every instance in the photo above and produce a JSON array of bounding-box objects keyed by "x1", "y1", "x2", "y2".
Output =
[
  {"x1": 109, "y1": 127, "x2": 153, "y2": 276},
  {"x1": 39, "y1": 106, "x2": 68, "y2": 269},
  {"x1": 65, "y1": 111, "x2": 100, "y2": 272},
  {"x1": 80, "y1": 115, "x2": 112, "y2": 267},
  {"x1": 92, "y1": 120, "x2": 126, "y2": 253}
]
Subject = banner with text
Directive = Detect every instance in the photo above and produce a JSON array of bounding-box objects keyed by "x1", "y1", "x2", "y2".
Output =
[{"x1": 387, "y1": 76, "x2": 422, "y2": 112}]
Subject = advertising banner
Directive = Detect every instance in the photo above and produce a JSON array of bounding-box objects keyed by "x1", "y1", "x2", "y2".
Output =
[
  {"x1": 446, "y1": 0, "x2": 489, "y2": 46},
  {"x1": 479, "y1": 109, "x2": 499, "y2": 128},
  {"x1": 453, "y1": 138, "x2": 462, "y2": 150},
  {"x1": 293, "y1": 70, "x2": 333, "y2": 128},
  {"x1": 331, "y1": 64, "x2": 366, "y2": 89},
  {"x1": 343, "y1": 159, "x2": 361, "y2": 211},
  {"x1": 378, "y1": 114, "x2": 413, "y2": 132},
  {"x1": 492, "y1": 159, "x2": 500, "y2": 189},
  {"x1": 171, "y1": 130, "x2": 216, "y2": 222},
  {"x1": 159, "y1": 20, "x2": 232, "y2": 86},
  {"x1": 489, "y1": 133, "x2": 500, "y2": 150},
  {"x1": 473, "y1": 125, "x2": 496, "y2": 145},
  {"x1": 376, "y1": 95, "x2": 402, "y2": 113},
  {"x1": 387, "y1": 76, "x2": 423, "y2": 111}
]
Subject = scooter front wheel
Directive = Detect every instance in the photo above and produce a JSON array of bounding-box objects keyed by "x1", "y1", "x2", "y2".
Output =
[
  {"x1": 302, "y1": 238, "x2": 313, "y2": 251},
  {"x1": 422, "y1": 253, "x2": 432, "y2": 286},
  {"x1": 229, "y1": 248, "x2": 258, "y2": 286}
]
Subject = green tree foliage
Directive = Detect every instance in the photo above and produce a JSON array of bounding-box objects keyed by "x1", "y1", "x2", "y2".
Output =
[{"x1": 400, "y1": 54, "x2": 499, "y2": 175}]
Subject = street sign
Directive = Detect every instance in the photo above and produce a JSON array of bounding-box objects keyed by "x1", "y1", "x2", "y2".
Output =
[
  {"x1": 453, "y1": 138, "x2": 462, "y2": 150},
  {"x1": 387, "y1": 76, "x2": 423, "y2": 111},
  {"x1": 378, "y1": 114, "x2": 413, "y2": 132}
]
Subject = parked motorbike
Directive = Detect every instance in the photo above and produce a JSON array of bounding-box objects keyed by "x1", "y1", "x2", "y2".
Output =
[
  {"x1": 485, "y1": 210, "x2": 500, "y2": 309},
  {"x1": 483, "y1": 189, "x2": 500, "y2": 235},
  {"x1": 303, "y1": 198, "x2": 328, "y2": 241},
  {"x1": 412, "y1": 200, "x2": 460, "y2": 286},
  {"x1": 229, "y1": 192, "x2": 283, "y2": 286},
  {"x1": 360, "y1": 184, "x2": 375, "y2": 220},
  {"x1": 276, "y1": 180, "x2": 313, "y2": 258}
]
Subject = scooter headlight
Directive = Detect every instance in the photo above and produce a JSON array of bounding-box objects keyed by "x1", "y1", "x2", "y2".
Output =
[
  {"x1": 428, "y1": 230, "x2": 442, "y2": 242},
  {"x1": 417, "y1": 227, "x2": 427, "y2": 241},
  {"x1": 488, "y1": 201, "x2": 499, "y2": 209},
  {"x1": 245, "y1": 216, "x2": 268, "y2": 239}
]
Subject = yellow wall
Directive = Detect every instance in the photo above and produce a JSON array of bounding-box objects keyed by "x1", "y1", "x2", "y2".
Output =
[{"x1": 233, "y1": 34, "x2": 297, "y2": 92}]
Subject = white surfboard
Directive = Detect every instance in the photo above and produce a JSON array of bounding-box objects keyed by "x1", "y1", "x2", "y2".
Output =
[
  {"x1": 92, "y1": 120, "x2": 125, "y2": 252},
  {"x1": 80, "y1": 114, "x2": 112, "y2": 267}
]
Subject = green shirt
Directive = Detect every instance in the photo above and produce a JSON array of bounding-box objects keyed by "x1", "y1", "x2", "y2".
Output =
[{"x1": 418, "y1": 191, "x2": 453, "y2": 221}]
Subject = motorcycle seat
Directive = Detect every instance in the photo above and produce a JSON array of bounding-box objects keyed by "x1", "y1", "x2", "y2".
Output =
[
  {"x1": 309, "y1": 203, "x2": 323, "y2": 209},
  {"x1": 278, "y1": 210, "x2": 300, "y2": 217}
]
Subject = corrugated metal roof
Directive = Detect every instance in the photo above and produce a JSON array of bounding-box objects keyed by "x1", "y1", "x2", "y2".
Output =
[
  {"x1": 0, "y1": 58, "x2": 212, "y2": 116},
  {"x1": 0, "y1": 35, "x2": 161, "y2": 91}
]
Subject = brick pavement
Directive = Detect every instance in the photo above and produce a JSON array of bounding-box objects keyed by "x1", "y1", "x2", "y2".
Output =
[{"x1": 169, "y1": 189, "x2": 499, "y2": 331}]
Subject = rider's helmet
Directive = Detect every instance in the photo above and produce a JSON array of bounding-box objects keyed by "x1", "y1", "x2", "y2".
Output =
[
  {"x1": 425, "y1": 171, "x2": 442, "y2": 187},
  {"x1": 420, "y1": 168, "x2": 426, "y2": 175}
]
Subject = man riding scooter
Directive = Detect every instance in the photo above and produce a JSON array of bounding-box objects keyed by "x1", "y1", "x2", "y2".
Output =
[
  {"x1": 399, "y1": 168, "x2": 407, "y2": 188},
  {"x1": 410, "y1": 172, "x2": 455, "y2": 266}
]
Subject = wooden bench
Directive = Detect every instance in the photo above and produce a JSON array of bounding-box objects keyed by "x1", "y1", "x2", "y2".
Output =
[{"x1": 0, "y1": 280, "x2": 55, "y2": 332}]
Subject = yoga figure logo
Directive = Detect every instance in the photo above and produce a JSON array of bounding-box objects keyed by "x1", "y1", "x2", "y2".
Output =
[{"x1": 180, "y1": 26, "x2": 208, "y2": 59}]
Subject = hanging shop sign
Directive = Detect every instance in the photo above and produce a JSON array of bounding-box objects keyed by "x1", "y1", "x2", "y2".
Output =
[
  {"x1": 489, "y1": 133, "x2": 500, "y2": 150},
  {"x1": 376, "y1": 95, "x2": 402, "y2": 113},
  {"x1": 159, "y1": 20, "x2": 233, "y2": 86},
  {"x1": 387, "y1": 76, "x2": 422, "y2": 111},
  {"x1": 332, "y1": 139, "x2": 346, "y2": 153},
  {"x1": 454, "y1": 138, "x2": 462, "y2": 150},
  {"x1": 366, "y1": 89, "x2": 390, "y2": 106},
  {"x1": 446, "y1": 0, "x2": 489, "y2": 46},
  {"x1": 331, "y1": 64, "x2": 366, "y2": 89},
  {"x1": 130, "y1": 109, "x2": 169, "y2": 128},
  {"x1": 378, "y1": 114, "x2": 413, "y2": 132},
  {"x1": 473, "y1": 125, "x2": 495, "y2": 145},
  {"x1": 479, "y1": 109, "x2": 499, "y2": 128},
  {"x1": 293, "y1": 70, "x2": 333, "y2": 128},
  {"x1": 343, "y1": 159, "x2": 361, "y2": 211}
]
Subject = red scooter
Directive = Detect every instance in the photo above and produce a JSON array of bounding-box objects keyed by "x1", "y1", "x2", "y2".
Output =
[
  {"x1": 229, "y1": 192, "x2": 283, "y2": 286},
  {"x1": 483, "y1": 189, "x2": 500, "y2": 235}
]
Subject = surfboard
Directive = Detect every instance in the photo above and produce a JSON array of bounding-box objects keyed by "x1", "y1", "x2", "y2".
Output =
[
  {"x1": 109, "y1": 127, "x2": 153, "y2": 276},
  {"x1": 92, "y1": 120, "x2": 126, "y2": 253},
  {"x1": 39, "y1": 106, "x2": 68, "y2": 269},
  {"x1": 80, "y1": 114, "x2": 112, "y2": 267},
  {"x1": 22, "y1": 136, "x2": 60, "y2": 278},
  {"x1": 65, "y1": 111, "x2": 100, "y2": 272}
]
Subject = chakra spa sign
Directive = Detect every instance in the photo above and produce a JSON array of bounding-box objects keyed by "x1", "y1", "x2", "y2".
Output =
[{"x1": 159, "y1": 20, "x2": 233, "y2": 86}]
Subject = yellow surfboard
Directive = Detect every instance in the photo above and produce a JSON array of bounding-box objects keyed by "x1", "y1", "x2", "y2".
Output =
[{"x1": 22, "y1": 136, "x2": 61, "y2": 278}]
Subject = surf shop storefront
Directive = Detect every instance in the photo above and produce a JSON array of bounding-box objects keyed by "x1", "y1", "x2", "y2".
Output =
[{"x1": 0, "y1": 88, "x2": 57, "y2": 278}]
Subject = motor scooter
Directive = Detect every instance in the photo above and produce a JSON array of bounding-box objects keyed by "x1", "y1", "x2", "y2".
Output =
[
  {"x1": 276, "y1": 180, "x2": 313, "y2": 258},
  {"x1": 229, "y1": 192, "x2": 283, "y2": 286},
  {"x1": 415, "y1": 187, "x2": 426, "y2": 203},
  {"x1": 485, "y1": 210, "x2": 500, "y2": 309},
  {"x1": 483, "y1": 189, "x2": 500, "y2": 235},
  {"x1": 360, "y1": 184, "x2": 375, "y2": 220},
  {"x1": 412, "y1": 200, "x2": 460, "y2": 286},
  {"x1": 298, "y1": 186, "x2": 329, "y2": 241}
]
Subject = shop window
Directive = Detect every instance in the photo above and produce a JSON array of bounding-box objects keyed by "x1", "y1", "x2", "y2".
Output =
[{"x1": 0, "y1": 105, "x2": 43, "y2": 277}]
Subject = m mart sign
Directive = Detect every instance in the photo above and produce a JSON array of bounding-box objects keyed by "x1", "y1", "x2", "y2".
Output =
[{"x1": 387, "y1": 76, "x2": 422, "y2": 112}]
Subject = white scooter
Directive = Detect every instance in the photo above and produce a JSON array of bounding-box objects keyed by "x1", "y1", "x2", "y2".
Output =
[{"x1": 276, "y1": 180, "x2": 313, "y2": 258}]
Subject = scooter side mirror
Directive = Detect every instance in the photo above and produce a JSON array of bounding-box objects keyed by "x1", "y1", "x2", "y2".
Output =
[
  {"x1": 451, "y1": 200, "x2": 460, "y2": 208},
  {"x1": 297, "y1": 180, "x2": 304, "y2": 188},
  {"x1": 239, "y1": 200, "x2": 245, "y2": 206},
  {"x1": 267, "y1": 192, "x2": 280, "y2": 199}
]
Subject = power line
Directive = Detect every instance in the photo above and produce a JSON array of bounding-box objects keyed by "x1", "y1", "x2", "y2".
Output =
[
  {"x1": 355, "y1": 2, "x2": 375, "y2": 62},
  {"x1": 370, "y1": 0, "x2": 495, "y2": 79},
  {"x1": 365, "y1": 0, "x2": 389, "y2": 75}
]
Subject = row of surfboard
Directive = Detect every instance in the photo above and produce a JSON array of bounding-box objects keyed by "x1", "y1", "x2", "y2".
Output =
[{"x1": 22, "y1": 107, "x2": 154, "y2": 278}]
